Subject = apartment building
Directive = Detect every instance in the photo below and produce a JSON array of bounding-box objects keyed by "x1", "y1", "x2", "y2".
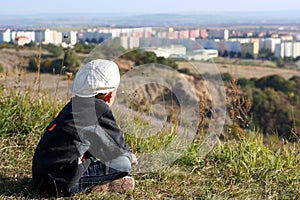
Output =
[
  {"x1": 264, "y1": 38, "x2": 281, "y2": 52},
  {"x1": 199, "y1": 29, "x2": 208, "y2": 39},
  {"x1": 208, "y1": 29, "x2": 229, "y2": 40},
  {"x1": 62, "y1": 31, "x2": 77, "y2": 45},
  {"x1": 11, "y1": 30, "x2": 35, "y2": 44},
  {"x1": 179, "y1": 30, "x2": 189, "y2": 39},
  {"x1": 79, "y1": 31, "x2": 112, "y2": 43},
  {"x1": 189, "y1": 29, "x2": 200, "y2": 40},
  {"x1": 226, "y1": 41, "x2": 241, "y2": 53},
  {"x1": 293, "y1": 42, "x2": 300, "y2": 58},
  {"x1": 34, "y1": 29, "x2": 62, "y2": 45},
  {"x1": 274, "y1": 41, "x2": 300, "y2": 58},
  {"x1": 0, "y1": 29, "x2": 11, "y2": 43},
  {"x1": 241, "y1": 42, "x2": 259, "y2": 58},
  {"x1": 119, "y1": 36, "x2": 140, "y2": 49}
]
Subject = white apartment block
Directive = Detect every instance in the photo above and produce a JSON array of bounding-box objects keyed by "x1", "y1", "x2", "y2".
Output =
[
  {"x1": 119, "y1": 36, "x2": 140, "y2": 49},
  {"x1": 35, "y1": 29, "x2": 51, "y2": 44},
  {"x1": 275, "y1": 41, "x2": 300, "y2": 58},
  {"x1": 62, "y1": 31, "x2": 77, "y2": 45},
  {"x1": 258, "y1": 38, "x2": 281, "y2": 52},
  {"x1": 0, "y1": 29, "x2": 11, "y2": 43},
  {"x1": 119, "y1": 27, "x2": 152, "y2": 38},
  {"x1": 293, "y1": 42, "x2": 300, "y2": 58}
]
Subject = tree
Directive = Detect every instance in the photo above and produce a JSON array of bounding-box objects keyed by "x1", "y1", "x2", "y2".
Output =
[
  {"x1": 74, "y1": 43, "x2": 84, "y2": 53},
  {"x1": 24, "y1": 41, "x2": 37, "y2": 48},
  {"x1": 258, "y1": 48, "x2": 274, "y2": 60},
  {"x1": 244, "y1": 52, "x2": 254, "y2": 59},
  {"x1": 221, "y1": 72, "x2": 233, "y2": 82},
  {"x1": 249, "y1": 88, "x2": 293, "y2": 138},
  {"x1": 238, "y1": 77, "x2": 254, "y2": 87},
  {"x1": 44, "y1": 43, "x2": 63, "y2": 57},
  {"x1": 254, "y1": 75, "x2": 297, "y2": 97},
  {"x1": 91, "y1": 38, "x2": 98, "y2": 44},
  {"x1": 223, "y1": 50, "x2": 228, "y2": 57},
  {"x1": 63, "y1": 49, "x2": 80, "y2": 69},
  {"x1": 28, "y1": 57, "x2": 38, "y2": 72},
  {"x1": 41, "y1": 58, "x2": 53, "y2": 73},
  {"x1": 276, "y1": 57, "x2": 285, "y2": 68}
]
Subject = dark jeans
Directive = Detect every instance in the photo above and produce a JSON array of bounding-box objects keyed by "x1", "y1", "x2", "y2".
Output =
[
  {"x1": 67, "y1": 157, "x2": 129, "y2": 194},
  {"x1": 36, "y1": 156, "x2": 131, "y2": 197}
]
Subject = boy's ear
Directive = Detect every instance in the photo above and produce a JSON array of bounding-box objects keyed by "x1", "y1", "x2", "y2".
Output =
[{"x1": 104, "y1": 92, "x2": 113, "y2": 103}]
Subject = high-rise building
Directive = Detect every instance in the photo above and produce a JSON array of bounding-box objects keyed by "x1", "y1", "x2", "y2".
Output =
[
  {"x1": 0, "y1": 29, "x2": 11, "y2": 43},
  {"x1": 265, "y1": 38, "x2": 281, "y2": 52},
  {"x1": 275, "y1": 42, "x2": 296, "y2": 58},
  {"x1": 208, "y1": 29, "x2": 229, "y2": 40},
  {"x1": 241, "y1": 42, "x2": 259, "y2": 58},
  {"x1": 62, "y1": 31, "x2": 77, "y2": 45}
]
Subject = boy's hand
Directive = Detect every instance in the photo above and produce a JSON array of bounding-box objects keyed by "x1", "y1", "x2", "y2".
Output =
[{"x1": 131, "y1": 153, "x2": 138, "y2": 166}]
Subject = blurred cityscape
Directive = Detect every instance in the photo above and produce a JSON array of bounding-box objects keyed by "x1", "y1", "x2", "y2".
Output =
[{"x1": 1, "y1": 12, "x2": 300, "y2": 62}]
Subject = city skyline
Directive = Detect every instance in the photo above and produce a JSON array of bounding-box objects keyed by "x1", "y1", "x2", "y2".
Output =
[{"x1": 1, "y1": 0, "x2": 300, "y2": 16}]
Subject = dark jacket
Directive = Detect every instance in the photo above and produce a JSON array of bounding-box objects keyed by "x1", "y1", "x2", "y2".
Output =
[{"x1": 32, "y1": 96, "x2": 132, "y2": 189}]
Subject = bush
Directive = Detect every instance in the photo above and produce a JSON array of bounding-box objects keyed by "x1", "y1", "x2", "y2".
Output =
[
  {"x1": 0, "y1": 63, "x2": 4, "y2": 73},
  {"x1": 237, "y1": 77, "x2": 254, "y2": 87},
  {"x1": 248, "y1": 88, "x2": 294, "y2": 137},
  {"x1": 43, "y1": 43, "x2": 63, "y2": 57},
  {"x1": 63, "y1": 49, "x2": 80, "y2": 68},
  {"x1": 178, "y1": 68, "x2": 190, "y2": 74},
  {"x1": 221, "y1": 72, "x2": 233, "y2": 82},
  {"x1": 254, "y1": 75, "x2": 297, "y2": 97},
  {"x1": 27, "y1": 57, "x2": 38, "y2": 72},
  {"x1": 121, "y1": 50, "x2": 178, "y2": 70}
]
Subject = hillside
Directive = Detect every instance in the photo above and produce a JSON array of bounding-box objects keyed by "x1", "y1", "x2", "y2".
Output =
[
  {"x1": 0, "y1": 82, "x2": 299, "y2": 199},
  {"x1": 0, "y1": 48, "x2": 300, "y2": 199}
]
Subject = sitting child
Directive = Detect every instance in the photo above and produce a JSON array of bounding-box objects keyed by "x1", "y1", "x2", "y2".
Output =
[{"x1": 32, "y1": 59, "x2": 137, "y2": 196}]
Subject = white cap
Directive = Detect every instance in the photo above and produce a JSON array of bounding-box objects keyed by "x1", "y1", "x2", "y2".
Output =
[{"x1": 70, "y1": 59, "x2": 120, "y2": 97}]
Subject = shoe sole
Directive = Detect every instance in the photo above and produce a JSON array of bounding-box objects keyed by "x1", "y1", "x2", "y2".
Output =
[{"x1": 109, "y1": 176, "x2": 135, "y2": 193}]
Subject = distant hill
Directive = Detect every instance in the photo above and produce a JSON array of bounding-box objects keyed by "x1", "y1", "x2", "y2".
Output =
[{"x1": 1, "y1": 11, "x2": 300, "y2": 28}]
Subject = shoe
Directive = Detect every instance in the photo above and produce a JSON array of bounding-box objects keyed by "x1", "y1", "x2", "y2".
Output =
[
  {"x1": 108, "y1": 176, "x2": 135, "y2": 193},
  {"x1": 89, "y1": 183, "x2": 109, "y2": 193},
  {"x1": 89, "y1": 176, "x2": 135, "y2": 194}
]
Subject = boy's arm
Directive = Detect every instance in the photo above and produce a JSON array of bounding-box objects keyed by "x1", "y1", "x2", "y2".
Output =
[
  {"x1": 98, "y1": 109, "x2": 131, "y2": 152},
  {"x1": 81, "y1": 109, "x2": 133, "y2": 163}
]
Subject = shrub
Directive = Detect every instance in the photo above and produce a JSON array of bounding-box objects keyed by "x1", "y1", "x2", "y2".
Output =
[{"x1": 0, "y1": 63, "x2": 4, "y2": 73}]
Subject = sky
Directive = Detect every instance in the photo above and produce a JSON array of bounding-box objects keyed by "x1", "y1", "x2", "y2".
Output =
[{"x1": 1, "y1": 0, "x2": 300, "y2": 15}]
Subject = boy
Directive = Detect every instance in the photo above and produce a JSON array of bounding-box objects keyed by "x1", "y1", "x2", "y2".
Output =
[{"x1": 32, "y1": 59, "x2": 137, "y2": 196}]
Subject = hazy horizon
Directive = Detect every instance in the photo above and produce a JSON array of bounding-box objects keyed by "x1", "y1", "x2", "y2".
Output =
[
  {"x1": 1, "y1": 0, "x2": 300, "y2": 28},
  {"x1": 1, "y1": 0, "x2": 300, "y2": 16}
]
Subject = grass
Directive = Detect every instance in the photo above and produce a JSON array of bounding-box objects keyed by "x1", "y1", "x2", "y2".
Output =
[{"x1": 0, "y1": 84, "x2": 300, "y2": 199}]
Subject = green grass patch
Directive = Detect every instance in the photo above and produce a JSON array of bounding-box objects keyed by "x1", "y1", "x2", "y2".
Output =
[{"x1": 0, "y1": 89, "x2": 299, "y2": 199}]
